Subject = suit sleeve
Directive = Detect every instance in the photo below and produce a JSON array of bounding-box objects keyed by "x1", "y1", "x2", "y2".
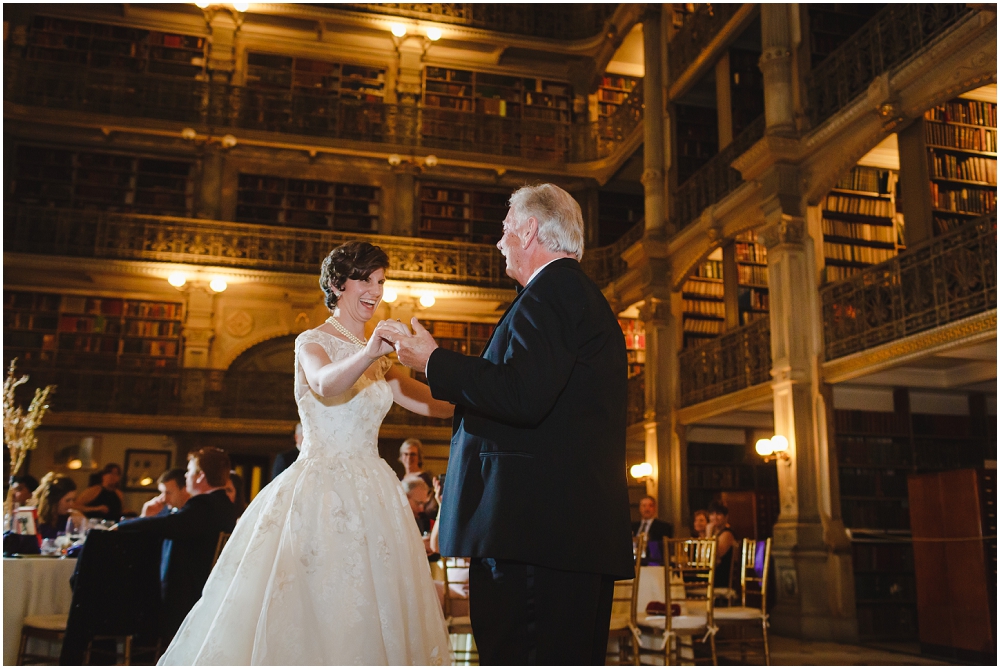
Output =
[
  {"x1": 117, "y1": 499, "x2": 216, "y2": 539},
  {"x1": 427, "y1": 275, "x2": 581, "y2": 427}
]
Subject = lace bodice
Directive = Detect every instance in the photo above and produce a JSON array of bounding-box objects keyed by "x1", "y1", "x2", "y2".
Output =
[{"x1": 294, "y1": 329, "x2": 393, "y2": 460}]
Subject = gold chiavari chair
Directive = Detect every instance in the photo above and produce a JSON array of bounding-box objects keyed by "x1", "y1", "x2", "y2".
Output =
[
  {"x1": 439, "y1": 557, "x2": 477, "y2": 665},
  {"x1": 637, "y1": 538, "x2": 718, "y2": 666},
  {"x1": 608, "y1": 533, "x2": 646, "y2": 665},
  {"x1": 714, "y1": 538, "x2": 772, "y2": 665},
  {"x1": 212, "y1": 531, "x2": 232, "y2": 567}
]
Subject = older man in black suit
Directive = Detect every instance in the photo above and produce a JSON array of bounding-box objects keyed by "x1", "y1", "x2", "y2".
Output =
[
  {"x1": 118, "y1": 447, "x2": 238, "y2": 643},
  {"x1": 393, "y1": 183, "x2": 634, "y2": 665}
]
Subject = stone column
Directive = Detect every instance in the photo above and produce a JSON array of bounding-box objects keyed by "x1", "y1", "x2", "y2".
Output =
[
  {"x1": 759, "y1": 4, "x2": 796, "y2": 135},
  {"x1": 197, "y1": 147, "x2": 223, "y2": 220},
  {"x1": 759, "y1": 165, "x2": 857, "y2": 641},
  {"x1": 642, "y1": 7, "x2": 666, "y2": 234},
  {"x1": 715, "y1": 52, "x2": 733, "y2": 149}
]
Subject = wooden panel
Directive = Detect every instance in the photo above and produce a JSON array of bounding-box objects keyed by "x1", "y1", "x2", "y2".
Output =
[
  {"x1": 908, "y1": 472, "x2": 951, "y2": 647},
  {"x1": 720, "y1": 490, "x2": 757, "y2": 540}
]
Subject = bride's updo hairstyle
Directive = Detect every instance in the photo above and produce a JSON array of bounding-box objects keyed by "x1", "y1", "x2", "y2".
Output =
[{"x1": 320, "y1": 241, "x2": 390, "y2": 311}]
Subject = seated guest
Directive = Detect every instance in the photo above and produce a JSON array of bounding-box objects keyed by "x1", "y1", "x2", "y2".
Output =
[
  {"x1": 75, "y1": 463, "x2": 125, "y2": 521},
  {"x1": 118, "y1": 447, "x2": 238, "y2": 643},
  {"x1": 225, "y1": 471, "x2": 246, "y2": 517},
  {"x1": 402, "y1": 474, "x2": 434, "y2": 538},
  {"x1": 706, "y1": 502, "x2": 737, "y2": 588},
  {"x1": 140, "y1": 468, "x2": 191, "y2": 518},
  {"x1": 632, "y1": 495, "x2": 674, "y2": 541},
  {"x1": 399, "y1": 438, "x2": 437, "y2": 517},
  {"x1": 271, "y1": 423, "x2": 302, "y2": 480},
  {"x1": 8, "y1": 474, "x2": 39, "y2": 507},
  {"x1": 692, "y1": 509, "x2": 709, "y2": 538},
  {"x1": 34, "y1": 472, "x2": 86, "y2": 539}
]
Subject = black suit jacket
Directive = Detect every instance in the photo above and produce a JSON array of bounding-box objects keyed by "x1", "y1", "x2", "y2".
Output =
[
  {"x1": 429, "y1": 258, "x2": 634, "y2": 579},
  {"x1": 118, "y1": 489, "x2": 238, "y2": 638},
  {"x1": 271, "y1": 448, "x2": 299, "y2": 480},
  {"x1": 632, "y1": 518, "x2": 674, "y2": 543}
]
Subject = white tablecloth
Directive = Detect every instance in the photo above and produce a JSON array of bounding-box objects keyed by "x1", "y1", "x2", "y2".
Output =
[{"x1": 3, "y1": 556, "x2": 77, "y2": 665}]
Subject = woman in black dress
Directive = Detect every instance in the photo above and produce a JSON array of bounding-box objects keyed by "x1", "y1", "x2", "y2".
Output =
[
  {"x1": 707, "y1": 501, "x2": 737, "y2": 589},
  {"x1": 74, "y1": 463, "x2": 124, "y2": 521}
]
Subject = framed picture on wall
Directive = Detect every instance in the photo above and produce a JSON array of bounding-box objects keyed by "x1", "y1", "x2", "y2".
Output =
[{"x1": 123, "y1": 449, "x2": 172, "y2": 493}]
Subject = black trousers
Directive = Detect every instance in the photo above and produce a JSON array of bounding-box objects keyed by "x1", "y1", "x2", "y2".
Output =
[{"x1": 469, "y1": 558, "x2": 616, "y2": 665}]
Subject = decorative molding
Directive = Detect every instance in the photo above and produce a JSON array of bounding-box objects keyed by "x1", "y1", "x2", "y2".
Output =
[
  {"x1": 759, "y1": 216, "x2": 805, "y2": 249},
  {"x1": 676, "y1": 381, "x2": 773, "y2": 426},
  {"x1": 822, "y1": 310, "x2": 997, "y2": 385},
  {"x1": 224, "y1": 310, "x2": 255, "y2": 338}
]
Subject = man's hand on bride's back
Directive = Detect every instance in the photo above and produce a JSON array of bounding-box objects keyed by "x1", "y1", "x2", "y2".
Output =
[
  {"x1": 394, "y1": 317, "x2": 439, "y2": 371},
  {"x1": 366, "y1": 320, "x2": 411, "y2": 360}
]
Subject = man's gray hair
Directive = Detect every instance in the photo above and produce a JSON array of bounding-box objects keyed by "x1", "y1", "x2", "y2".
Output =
[
  {"x1": 402, "y1": 474, "x2": 430, "y2": 495},
  {"x1": 508, "y1": 184, "x2": 585, "y2": 261}
]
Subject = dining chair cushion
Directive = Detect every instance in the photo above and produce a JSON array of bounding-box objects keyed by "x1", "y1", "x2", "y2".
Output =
[
  {"x1": 638, "y1": 613, "x2": 708, "y2": 632},
  {"x1": 714, "y1": 606, "x2": 764, "y2": 621},
  {"x1": 23, "y1": 614, "x2": 69, "y2": 631}
]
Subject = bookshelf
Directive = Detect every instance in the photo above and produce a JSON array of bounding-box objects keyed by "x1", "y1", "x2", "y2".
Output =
[
  {"x1": 821, "y1": 166, "x2": 902, "y2": 284},
  {"x1": 734, "y1": 231, "x2": 769, "y2": 326},
  {"x1": 27, "y1": 15, "x2": 206, "y2": 78},
  {"x1": 598, "y1": 191, "x2": 645, "y2": 246},
  {"x1": 618, "y1": 318, "x2": 645, "y2": 379},
  {"x1": 597, "y1": 74, "x2": 640, "y2": 120},
  {"x1": 806, "y1": 5, "x2": 884, "y2": 69},
  {"x1": 12, "y1": 145, "x2": 195, "y2": 216},
  {"x1": 4, "y1": 291, "x2": 183, "y2": 372},
  {"x1": 422, "y1": 67, "x2": 574, "y2": 122},
  {"x1": 675, "y1": 103, "x2": 719, "y2": 185},
  {"x1": 235, "y1": 174, "x2": 380, "y2": 232},
  {"x1": 687, "y1": 441, "x2": 779, "y2": 538},
  {"x1": 923, "y1": 97, "x2": 997, "y2": 235},
  {"x1": 833, "y1": 392, "x2": 993, "y2": 642},
  {"x1": 410, "y1": 319, "x2": 496, "y2": 383},
  {"x1": 728, "y1": 48, "x2": 764, "y2": 138},
  {"x1": 246, "y1": 53, "x2": 386, "y2": 101},
  {"x1": 682, "y1": 254, "x2": 725, "y2": 349},
  {"x1": 418, "y1": 184, "x2": 508, "y2": 243}
]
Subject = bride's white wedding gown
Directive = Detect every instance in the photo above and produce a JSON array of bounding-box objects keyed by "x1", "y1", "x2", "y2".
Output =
[{"x1": 157, "y1": 330, "x2": 450, "y2": 665}]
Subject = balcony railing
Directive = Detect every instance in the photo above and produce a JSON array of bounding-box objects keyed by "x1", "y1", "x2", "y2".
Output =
[
  {"x1": 672, "y1": 115, "x2": 765, "y2": 231},
  {"x1": 338, "y1": 4, "x2": 617, "y2": 40},
  {"x1": 821, "y1": 215, "x2": 997, "y2": 361},
  {"x1": 5, "y1": 60, "x2": 642, "y2": 164},
  {"x1": 627, "y1": 371, "x2": 645, "y2": 427},
  {"x1": 6, "y1": 204, "x2": 644, "y2": 289},
  {"x1": 668, "y1": 3, "x2": 744, "y2": 83},
  {"x1": 679, "y1": 316, "x2": 772, "y2": 408},
  {"x1": 806, "y1": 3, "x2": 972, "y2": 129}
]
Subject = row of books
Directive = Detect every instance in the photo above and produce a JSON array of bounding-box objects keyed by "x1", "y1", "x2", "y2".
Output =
[
  {"x1": 825, "y1": 194, "x2": 894, "y2": 218},
  {"x1": 618, "y1": 319, "x2": 645, "y2": 351},
  {"x1": 58, "y1": 334, "x2": 119, "y2": 353},
  {"x1": 834, "y1": 166, "x2": 893, "y2": 194},
  {"x1": 693, "y1": 259, "x2": 723, "y2": 279},
  {"x1": 923, "y1": 99, "x2": 997, "y2": 127},
  {"x1": 834, "y1": 409, "x2": 909, "y2": 435},
  {"x1": 682, "y1": 278, "x2": 724, "y2": 298},
  {"x1": 822, "y1": 218, "x2": 897, "y2": 243},
  {"x1": 683, "y1": 318, "x2": 724, "y2": 335},
  {"x1": 840, "y1": 468, "x2": 909, "y2": 498},
  {"x1": 122, "y1": 340, "x2": 179, "y2": 356},
  {"x1": 737, "y1": 264, "x2": 768, "y2": 286},
  {"x1": 422, "y1": 188, "x2": 472, "y2": 204},
  {"x1": 683, "y1": 299, "x2": 725, "y2": 318},
  {"x1": 933, "y1": 215, "x2": 967, "y2": 234},
  {"x1": 852, "y1": 542, "x2": 914, "y2": 573},
  {"x1": 837, "y1": 436, "x2": 912, "y2": 466},
  {"x1": 824, "y1": 241, "x2": 896, "y2": 265},
  {"x1": 687, "y1": 464, "x2": 759, "y2": 489},
  {"x1": 929, "y1": 184, "x2": 997, "y2": 214},
  {"x1": 735, "y1": 241, "x2": 766, "y2": 264},
  {"x1": 927, "y1": 150, "x2": 997, "y2": 184},
  {"x1": 422, "y1": 204, "x2": 470, "y2": 219},
  {"x1": 124, "y1": 321, "x2": 182, "y2": 337},
  {"x1": 823, "y1": 265, "x2": 864, "y2": 283},
  {"x1": 58, "y1": 316, "x2": 120, "y2": 334},
  {"x1": 743, "y1": 289, "x2": 769, "y2": 311},
  {"x1": 599, "y1": 75, "x2": 638, "y2": 91},
  {"x1": 924, "y1": 120, "x2": 997, "y2": 153},
  {"x1": 4, "y1": 313, "x2": 58, "y2": 331}
]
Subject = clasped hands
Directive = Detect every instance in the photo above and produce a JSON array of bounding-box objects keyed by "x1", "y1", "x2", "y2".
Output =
[{"x1": 367, "y1": 317, "x2": 438, "y2": 372}]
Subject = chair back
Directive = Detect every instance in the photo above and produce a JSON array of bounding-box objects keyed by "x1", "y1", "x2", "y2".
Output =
[
  {"x1": 213, "y1": 531, "x2": 232, "y2": 566},
  {"x1": 60, "y1": 530, "x2": 163, "y2": 664},
  {"x1": 612, "y1": 534, "x2": 646, "y2": 624},
  {"x1": 663, "y1": 538, "x2": 717, "y2": 634},
  {"x1": 440, "y1": 557, "x2": 471, "y2": 619},
  {"x1": 739, "y1": 537, "x2": 771, "y2": 611}
]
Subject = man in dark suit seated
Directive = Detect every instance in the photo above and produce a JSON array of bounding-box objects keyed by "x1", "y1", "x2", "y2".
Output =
[
  {"x1": 118, "y1": 447, "x2": 238, "y2": 644},
  {"x1": 271, "y1": 422, "x2": 302, "y2": 480},
  {"x1": 632, "y1": 495, "x2": 673, "y2": 565}
]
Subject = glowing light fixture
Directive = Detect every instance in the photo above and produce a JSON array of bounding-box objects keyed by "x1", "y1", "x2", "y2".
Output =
[
  {"x1": 630, "y1": 462, "x2": 653, "y2": 480},
  {"x1": 756, "y1": 435, "x2": 790, "y2": 463},
  {"x1": 140, "y1": 476, "x2": 154, "y2": 487},
  {"x1": 418, "y1": 293, "x2": 435, "y2": 308},
  {"x1": 382, "y1": 288, "x2": 398, "y2": 303},
  {"x1": 770, "y1": 434, "x2": 789, "y2": 454},
  {"x1": 426, "y1": 27, "x2": 442, "y2": 41},
  {"x1": 168, "y1": 272, "x2": 187, "y2": 288},
  {"x1": 194, "y1": 0, "x2": 211, "y2": 7},
  {"x1": 68, "y1": 459, "x2": 83, "y2": 470},
  {"x1": 424, "y1": 154, "x2": 439, "y2": 167},
  {"x1": 390, "y1": 23, "x2": 407, "y2": 37},
  {"x1": 210, "y1": 278, "x2": 228, "y2": 293},
  {"x1": 755, "y1": 438, "x2": 774, "y2": 457},
  {"x1": 232, "y1": 2, "x2": 250, "y2": 12},
  {"x1": 221, "y1": 134, "x2": 238, "y2": 148}
]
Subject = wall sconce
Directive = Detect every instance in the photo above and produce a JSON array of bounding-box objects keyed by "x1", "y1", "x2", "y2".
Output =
[
  {"x1": 418, "y1": 293, "x2": 436, "y2": 308},
  {"x1": 382, "y1": 288, "x2": 398, "y2": 303},
  {"x1": 390, "y1": 22, "x2": 408, "y2": 37},
  {"x1": 387, "y1": 154, "x2": 438, "y2": 169},
  {"x1": 220, "y1": 134, "x2": 238, "y2": 149},
  {"x1": 630, "y1": 462, "x2": 653, "y2": 481},
  {"x1": 167, "y1": 272, "x2": 188, "y2": 289},
  {"x1": 756, "y1": 435, "x2": 790, "y2": 464},
  {"x1": 425, "y1": 27, "x2": 442, "y2": 41},
  {"x1": 209, "y1": 278, "x2": 228, "y2": 293}
]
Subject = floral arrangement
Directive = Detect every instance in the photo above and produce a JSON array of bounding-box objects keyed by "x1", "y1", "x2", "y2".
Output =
[{"x1": 3, "y1": 359, "x2": 56, "y2": 484}]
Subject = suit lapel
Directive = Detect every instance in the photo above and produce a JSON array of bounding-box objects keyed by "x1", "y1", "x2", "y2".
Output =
[{"x1": 479, "y1": 286, "x2": 525, "y2": 358}]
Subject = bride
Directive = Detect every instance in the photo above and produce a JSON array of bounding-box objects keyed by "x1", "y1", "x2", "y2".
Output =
[{"x1": 158, "y1": 241, "x2": 453, "y2": 665}]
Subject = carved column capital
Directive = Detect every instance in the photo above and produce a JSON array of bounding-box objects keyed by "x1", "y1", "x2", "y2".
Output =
[
  {"x1": 638, "y1": 296, "x2": 671, "y2": 326},
  {"x1": 641, "y1": 168, "x2": 664, "y2": 188},
  {"x1": 760, "y1": 215, "x2": 806, "y2": 249}
]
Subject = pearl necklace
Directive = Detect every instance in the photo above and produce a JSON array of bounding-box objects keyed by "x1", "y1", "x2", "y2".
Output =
[{"x1": 325, "y1": 316, "x2": 366, "y2": 347}]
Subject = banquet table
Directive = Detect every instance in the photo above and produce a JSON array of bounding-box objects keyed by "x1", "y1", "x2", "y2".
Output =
[{"x1": 3, "y1": 556, "x2": 77, "y2": 665}]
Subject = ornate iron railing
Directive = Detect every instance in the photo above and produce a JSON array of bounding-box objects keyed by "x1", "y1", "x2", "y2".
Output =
[
  {"x1": 668, "y1": 3, "x2": 744, "y2": 81},
  {"x1": 6, "y1": 205, "x2": 644, "y2": 289},
  {"x1": 337, "y1": 4, "x2": 617, "y2": 40},
  {"x1": 806, "y1": 3, "x2": 972, "y2": 129},
  {"x1": 5, "y1": 60, "x2": 642, "y2": 164},
  {"x1": 821, "y1": 215, "x2": 997, "y2": 360},
  {"x1": 679, "y1": 316, "x2": 772, "y2": 407},
  {"x1": 671, "y1": 115, "x2": 765, "y2": 231},
  {"x1": 627, "y1": 371, "x2": 646, "y2": 427}
]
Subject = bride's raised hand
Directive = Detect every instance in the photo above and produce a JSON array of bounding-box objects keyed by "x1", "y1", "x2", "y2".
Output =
[{"x1": 365, "y1": 320, "x2": 408, "y2": 360}]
